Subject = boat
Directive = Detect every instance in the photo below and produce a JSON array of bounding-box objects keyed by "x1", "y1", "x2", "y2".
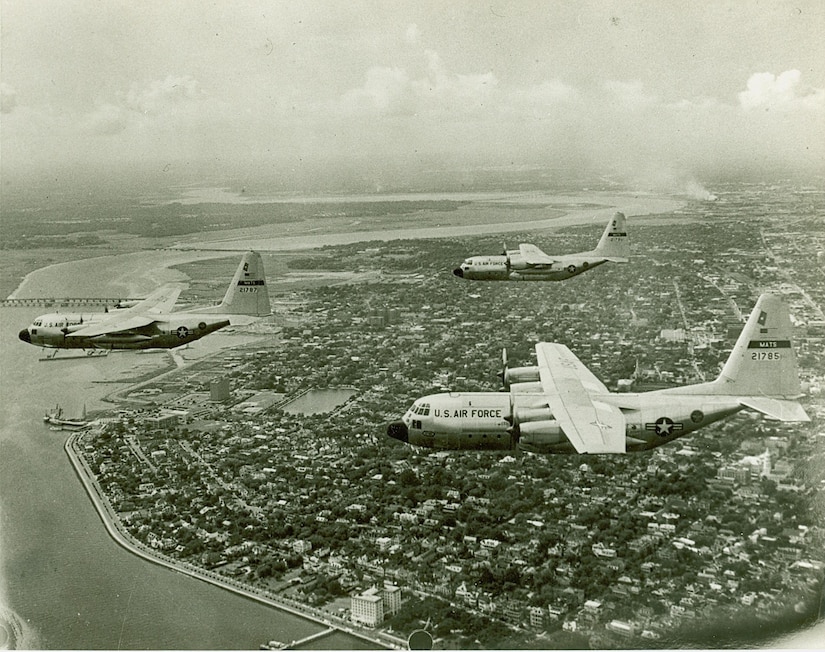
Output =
[{"x1": 44, "y1": 404, "x2": 90, "y2": 429}]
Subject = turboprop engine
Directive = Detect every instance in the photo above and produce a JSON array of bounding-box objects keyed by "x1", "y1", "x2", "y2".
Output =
[
  {"x1": 498, "y1": 348, "x2": 540, "y2": 389},
  {"x1": 509, "y1": 402, "x2": 567, "y2": 453},
  {"x1": 503, "y1": 366, "x2": 540, "y2": 388},
  {"x1": 518, "y1": 420, "x2": 565, "y2": 453},
  {"x1": 505, "y1": 248, "x2": 527, "y2": 271}
]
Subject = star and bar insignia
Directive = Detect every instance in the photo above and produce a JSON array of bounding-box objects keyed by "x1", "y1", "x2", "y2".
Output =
[{"x1": 645, "y1": 416, "x2": 684, "y2": 437}]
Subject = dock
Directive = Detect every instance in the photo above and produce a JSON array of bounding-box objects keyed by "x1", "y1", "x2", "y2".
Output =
[
  {"x1": 282, "y1": 627, "x2": 335, "y2": 649},
  {"x1": 1, "y1": 297, "x2": 143, "y2": 308}
]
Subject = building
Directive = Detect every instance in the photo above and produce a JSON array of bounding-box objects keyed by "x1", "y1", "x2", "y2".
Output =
[
  {"x1": 145, "y1": 412, "x2": 178, "y2": 430},
  {"x1": 606, "y1": 620, "x2": 636, "y2": 637},
  {"x1": 293, "y1": 539, "x2": 312, "y2": 554},
  {"x1": 382, "y1": 583, "x2": 402, "y2": 616},
  {"x1": 529, "y1": 606, "x2": 546, "y2": 629},
  {"x1": 210, "y1": 378, "x2": 231, "y2": 402},
  {"x1": 351, "y1": 587, "x2": 384, "y2": 627}
]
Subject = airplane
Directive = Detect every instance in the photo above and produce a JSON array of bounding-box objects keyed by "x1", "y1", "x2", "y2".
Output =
[
  {"x1": 452, "y1": 212, "x2": 629, "y2": 281},
  {"x1": 18, "y1": 251, "x2": 270, "y2": 352},
  {"x1": 387, "y1": 293, "x2": 809, "y2": 454}
]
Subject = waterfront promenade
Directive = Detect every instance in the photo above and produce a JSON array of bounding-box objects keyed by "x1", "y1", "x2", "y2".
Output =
[{"x1": 64, "y1": 431, "x2": 403, "y2": 650}]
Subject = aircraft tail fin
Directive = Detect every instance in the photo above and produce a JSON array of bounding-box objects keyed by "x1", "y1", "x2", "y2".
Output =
[
  {"x1": 593, "y1": 212, "x2": 629, "y2": 262},
  {"x1": 709, "y1": 293, "x2": 806, "y2": 403},
  {"x1": 208, "y1": 251, "x2": 271, "y2": 317}
]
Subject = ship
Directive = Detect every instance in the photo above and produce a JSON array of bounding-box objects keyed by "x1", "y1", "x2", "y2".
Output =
[{"x1": 43, "y1": 404, "x2": 90, "y2": 429}]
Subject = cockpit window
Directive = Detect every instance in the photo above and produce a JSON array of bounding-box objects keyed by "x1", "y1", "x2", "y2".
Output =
[{"x1": 411, "y1": 402, "x2": 430, "y2": 416}]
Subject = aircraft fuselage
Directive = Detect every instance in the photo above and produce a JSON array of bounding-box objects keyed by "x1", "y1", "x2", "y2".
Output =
[
  {"x1": 18, "y1": 312, "x2": 230, "y2": 350},
  {"x1": 387, "y1": 388, "x2": 745, "y2": 454},
  {"x1": 453, "y1": 255, "x2": 608, "y2": 281}
]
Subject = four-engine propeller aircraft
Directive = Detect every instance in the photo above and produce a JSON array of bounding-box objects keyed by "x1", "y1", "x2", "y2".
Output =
[
  {"x1": 18, "y1": 251, "x2": 270, "y2": 353},
  {"x1": 387, "y1": 293, "x2": 809, "y2": 454},
  {"x1": 453, "y1": 212, "x2": 629, "y2": 281}
]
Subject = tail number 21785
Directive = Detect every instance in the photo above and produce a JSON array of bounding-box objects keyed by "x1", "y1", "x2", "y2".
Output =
[{"x1": 752, "y1": 351, "x2": 781, "y2": 360}]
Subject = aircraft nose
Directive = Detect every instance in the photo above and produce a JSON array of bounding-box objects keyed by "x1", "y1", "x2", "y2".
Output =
[
  {"x1": 452, "y1": 267, "x2": 464, "y2": 278},
  {"x1": 386, "y1": 420, "x2": 409, "y2": 443},
  {"x1": 18, "y1": 329, "x2": 31, "y2": 344}
]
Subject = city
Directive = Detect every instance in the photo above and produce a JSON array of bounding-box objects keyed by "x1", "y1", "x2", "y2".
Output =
[{"x1": 65, "y1": 184, "x2": 824, "y2": 649}]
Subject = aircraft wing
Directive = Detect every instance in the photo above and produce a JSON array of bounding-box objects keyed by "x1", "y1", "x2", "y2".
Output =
[
  {"x1": 127, "y1": 284, "x2": 184, "y2": 315},
  {"x1": 65, "y1": 284, "x2": 182, "y2": 338},
  {"x1": 535, "y1": 342, "x2": 626, "y2": 453},
  {"x1": 519, "y1": 244, "x2": 557, "y2": 266},
  {"x1": 66, "y1": 314, "x2": 157, "y2": 338}
]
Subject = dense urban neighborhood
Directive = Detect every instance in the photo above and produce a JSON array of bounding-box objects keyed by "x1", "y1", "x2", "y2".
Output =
[{"x1": 73, "y1": 185, "x2": 824, "y2": 649}]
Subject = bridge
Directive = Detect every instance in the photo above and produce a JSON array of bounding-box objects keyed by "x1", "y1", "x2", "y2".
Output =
[{"x1": 0, "y1": 297, "x2": 143, "y2": 308}]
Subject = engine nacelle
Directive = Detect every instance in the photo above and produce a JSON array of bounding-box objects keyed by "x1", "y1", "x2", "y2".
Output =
[
  {"x1": 518, "y1": 420, "x2": 566, "y2": 453},
  {"x1": 513, "y1": 405, "x2": 552, "y2": 425},
  {"x1": 503, "y1": 366, "x2": 540, "y2": 387},
  {"x1": 506, "y1": 251, "x2": 527, "y2": 270},
  {"x1": 510, "y1": 381, "x2": 543, "y2": 394}
]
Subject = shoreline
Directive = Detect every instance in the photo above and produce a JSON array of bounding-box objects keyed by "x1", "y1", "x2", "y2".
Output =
[
  {"x1": 172, "y1": 194, "x2": 685, "y2": 252},
  {"x1": 8, "y1": 192, "x2": 686, "y2": 301},
  {"x1": 8, "y1": 250, "x2": 236, "y2": 301},
  {"x1": 64, "y1": 431, "x2": 401, "y2": 650}
]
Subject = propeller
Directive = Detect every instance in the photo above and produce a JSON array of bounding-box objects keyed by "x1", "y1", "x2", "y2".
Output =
[
  {"x1": 496, "y1": 347, "x2": 509, "y2": 389},
  {"x1": 503, "y1": 395, "x2": 521, "y2": 449}
]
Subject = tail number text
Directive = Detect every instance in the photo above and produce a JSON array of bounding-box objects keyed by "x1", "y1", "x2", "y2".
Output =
[{"x1": 751, "y1": 351, "x2": 781, "y2": 361}]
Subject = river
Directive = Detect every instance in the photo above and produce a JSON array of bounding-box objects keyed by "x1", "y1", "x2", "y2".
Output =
[
  {"x1": 0, "y1": 306, "x2": 376, "y2": 649},
  {"x1": 3, "y1": 191, "x2": 822, "y2": 648}
]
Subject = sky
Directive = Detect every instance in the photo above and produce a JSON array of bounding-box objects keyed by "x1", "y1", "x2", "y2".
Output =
[{"x1": 1, "y1": 0, "x2": 824, "y2": 193}]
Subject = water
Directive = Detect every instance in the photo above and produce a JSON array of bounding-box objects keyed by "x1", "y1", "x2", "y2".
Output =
[
  {"x1": 0, "y1": 306, "x2": 370, "y2": 649},
  {"x1": 281, "y1": 389, "x2": 357, "y2": 416}
]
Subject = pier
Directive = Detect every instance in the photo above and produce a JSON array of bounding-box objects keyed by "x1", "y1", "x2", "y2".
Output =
[
  {"x1": 1, "y1": 297, "x2": 142, "y2": 308},
  {"x1": 283, "y1": 627, "x2": 335, "y2": 649}
]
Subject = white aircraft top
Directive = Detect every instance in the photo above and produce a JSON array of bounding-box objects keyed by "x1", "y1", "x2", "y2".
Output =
[
  {"x1": 518, "y1": 244, "x2": 557, "y2": 266},
  {"x1": 66, "y1": 284, "x2": 183, "y2": 339},
  {"x1": 535, "y1": 342, "x2": 626, "y2": 453}
]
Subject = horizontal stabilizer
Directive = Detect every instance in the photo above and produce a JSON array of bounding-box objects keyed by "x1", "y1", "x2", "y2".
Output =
[{"x1": 739, "y1": 398, "x2": 810, "y2": 422}]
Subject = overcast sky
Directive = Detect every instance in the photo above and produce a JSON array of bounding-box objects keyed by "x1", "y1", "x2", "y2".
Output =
[{"x1": 1, "y1": 1, "x2": 823, "y2": 191}]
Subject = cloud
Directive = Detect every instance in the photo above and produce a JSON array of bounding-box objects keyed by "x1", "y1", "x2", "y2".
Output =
[
  {"x1": 0, "y1": 83, "x2": 18, "y2": 114},
  {"x1": 603, "y1": 80, "x2": 658, "y2": 109},
  {"x1": 82, "y1": 103, "x2": 129, "y2": 135},
  {"x1": 77, "y1": 75, "x2": 205, "y2": 136},
  {"x1": 405, "y1": 23, "x2": 419, "y2": 45},
  {"x1": 336, "y1": 49, "x2": 500, "y2": 119},
  {"x1": 311, "y1": 43, "x2": 825, "y2": 188},
  {"x1": 4, "y1": 28, "x2": 823, "y2": 188},
  {"x1": 124, "y1": 75, "x2": 203, "y2": 115},
  {"x1": 738, "y1": 69, "x2": 825, "y2": 110},
  {"x1": 339, "y1": 66, "x2": 413, "y2": 115}
]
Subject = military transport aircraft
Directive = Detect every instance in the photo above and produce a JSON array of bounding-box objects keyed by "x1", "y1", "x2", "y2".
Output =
[
  {"x1": 18, "y1": 251, "x2": 270, "y2": 353},
  {"x1": 387, "y1": 293, "x2": 809, "y2": 454},
  {"x1": 452, "y1": 212, "x2": 629, "y2": 281}
]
